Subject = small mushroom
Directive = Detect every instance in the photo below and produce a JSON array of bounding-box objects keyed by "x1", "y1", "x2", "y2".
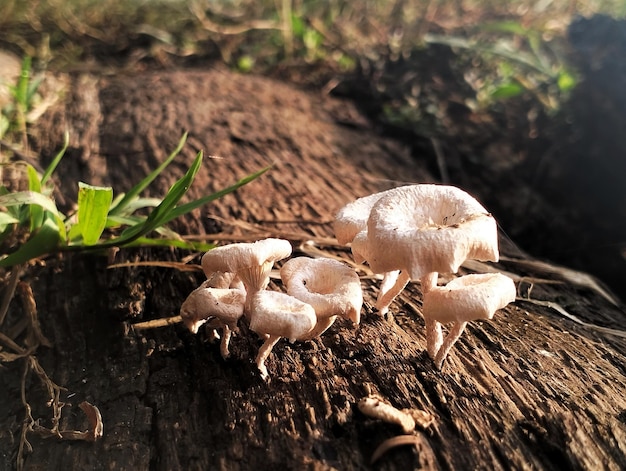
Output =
[
  {"x1": 179, "y1": 284, "x2": 246, "y2": 358},
  {"x1": 280, "y1": 257, "x2": 362, "y2": 339},
  {"x1": 201, "y1": 238, "x2": 292, "y2": 304},
  {"x1": 422, "y1": 273, "x2": 516, "y2": 368},
  {"x1": 247, "y1": 290, "x2": 317, "y2": 379}
]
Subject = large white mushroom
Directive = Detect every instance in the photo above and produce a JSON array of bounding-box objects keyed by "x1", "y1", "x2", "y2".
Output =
[
  {"x1": 335, "y1": 184, "x2": 501, "y2": 361},
  {"x1": 333, "y1": 187, "x2": 410, "y2": 317},
  {"x1": 280, "y1": 257, "x2": 362, "y2": 339},
  {"x1": 333, "y1": 187, "x2": 402, "y2": 245},
  {"x1": 247, "y1": 290, "x2": 317, "y2": 379},
  {"x1": 422, "y1": 273, "x2": 516, "y2": 368}
]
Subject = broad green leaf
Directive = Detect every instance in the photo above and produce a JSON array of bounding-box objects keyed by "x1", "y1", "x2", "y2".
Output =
[
  {"x1": 26, "y1": 164, "x2": 44, "y2": 231},
  {"x1": 164, "y1": 165, "x2": 270, "y2": 223},
  {"x1": 109, "y1": 132, "x2": 188, "y2": 216},
  {"x1": 0, "y1": 215, "x2": 61, "y2": 267},
  {"x1": 67, "y1": 222, "x2": 83, "y2": 243},
  {"x1": 41, "y1": 131, "x2": 69, "y2": 186},
  {"x1": 77, "y1": 182, "x2": 113, "y2": 245}
]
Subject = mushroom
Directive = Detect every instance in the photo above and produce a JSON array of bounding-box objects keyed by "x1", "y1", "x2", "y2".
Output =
[
  {"x1": 334, "y1": 187, "x2": 402, "y2": 245},
  {"x1": 334, "y1": 188, "x2": 406, "y2": 315},
  {"x1": 201, "y1": 238, "x2": 292, "y2": 307},
  {"x1": 422, "y1": 273, "x2": 516, "y2": 368},
  {"x1": 336, "y1": 184, "x2": 500, "y2": 359},
  {"x1": 279, "y1": 257, "x2": 362, "y2": 339},
  {"x1": 203, "y1": 270, "x2": 245, "y2": 292},
  {"x1": 179, "y1": 283, "x2": 246, "y2": 358},
  {"x1": 247, "y1": 290, "x2": 317, "y2": 379}
]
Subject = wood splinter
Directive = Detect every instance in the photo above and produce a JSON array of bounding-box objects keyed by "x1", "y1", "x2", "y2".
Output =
[{"x1": 358, "y1": 394, "x2": 435, "y2": 463}]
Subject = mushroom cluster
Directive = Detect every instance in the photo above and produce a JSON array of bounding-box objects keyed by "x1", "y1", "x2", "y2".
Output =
[
  {"x1": 334, "y1": 184, "x2": 516, "y2": 367},
  {"x1": 179, "y1": 238, "x2": 363, "y2": 379},
  {"x1": 177, "y1": 185, "x2": 514, "y2": 376}
]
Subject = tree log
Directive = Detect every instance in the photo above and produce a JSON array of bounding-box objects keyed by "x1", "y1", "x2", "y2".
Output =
[{"x1": 1, "y1": 68, "x2": 625, "y2": 470}]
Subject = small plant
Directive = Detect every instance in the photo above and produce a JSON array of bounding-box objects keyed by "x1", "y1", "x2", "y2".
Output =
[
  {"x1": 0, "y1": 131, "x2": 268, "y2": 471},
  {"x1": 0, "y1": 56, "x2": 43, "y2": 145},
  {"x1": 0, "y1": 132, "x2": 269, "y2": 267},
  {"x1": 425, "y1": 20, "x2": 577, "y2": 111}
]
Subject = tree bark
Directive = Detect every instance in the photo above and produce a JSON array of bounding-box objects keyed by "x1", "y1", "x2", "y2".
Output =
[{"x1": 1, "y1": 68, "x2": 625, "y2": 470}]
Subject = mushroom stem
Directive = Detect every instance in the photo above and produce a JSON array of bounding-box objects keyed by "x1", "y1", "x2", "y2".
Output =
[
  {"x1": 220, "y1": 324, "x2": 234, "y2": 359},
  {"x1": 420, "y1": 272, "x2": 438, "y2": 294},
  {"x1": 422, "y1": 272, "x2": 443, "y2": 359},
  {"x1": 376, "y1": 271, "x2": 410, "y2": 316},
  {"x1": 425, "y1": 318, "x2": 443, "y2": 359},
  {"x1": 300, "y1": 316, "x2": 337, "y2": 340},
  {"x1": 256, "y1": 335, "x2": 281, "y2": 380},
  {"x1": 434, "y1": 321, "x2": 467, "y2": 368}
]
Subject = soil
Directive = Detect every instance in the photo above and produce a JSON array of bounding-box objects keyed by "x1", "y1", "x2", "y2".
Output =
[{"x1": 1, "y1": 14, "x2": 626, "y2": 470}]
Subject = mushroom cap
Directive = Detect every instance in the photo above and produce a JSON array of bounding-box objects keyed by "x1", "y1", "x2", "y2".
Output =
[
  {"x1": 280, "y1": 257, "x2": 362, "y2": 324},
  {"x1": 333, "y1": 187, "x2": 402, "y2": 245},
  {"x1": 204, "y1": 271, "x2": 246, "y2": 292},
  {"x1": 422, "y1": 273, "x2": 516, "y2": 324},
  {"x1": 351, "y1": 184, "x2": 499, "y2": 279},
  {"x1": 201, "y1": 238, "x2": 292, "y2": 292},
  {"x1": 248, "y1": 290, "x2": 317, "y2": 342},
  {"x1": 180, "y1": 286, "x2": 246, "y2": 334}
]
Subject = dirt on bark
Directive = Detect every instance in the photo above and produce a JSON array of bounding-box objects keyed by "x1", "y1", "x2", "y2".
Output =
[{"x1": 0, "y1": 66, "x2": 625, "y2": 471}]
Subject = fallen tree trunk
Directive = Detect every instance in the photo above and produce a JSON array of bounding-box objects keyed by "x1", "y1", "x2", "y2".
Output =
[{"x1": 1, "y1": 68, "x2": 626, "y2": 470}]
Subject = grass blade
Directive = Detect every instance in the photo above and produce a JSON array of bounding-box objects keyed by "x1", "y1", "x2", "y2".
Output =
[
  {"x1": 122, "y1": 237, "x2": 214, "y2": 251},
  {"x1": 14, "y1": 56, "x2": 31, "y2": 108},
  {"x1": 0, "y1": 191, "x2": 62, "y2": 220},
  {"x1": 105, "y1": 196, "x2": 163, "y2": 219},
  {"x1": 164, "y1": 165, "x2": 270, "y2": 224},
  {"x1": 109, "y1": 131, "x2": 188, "y2": 216},
  {"x1": 26, "y1": 164, "x2": 44, "y2": 231},
  {"x1": 41, "y1": 131, "x2": 69, "y2": 186},
  {"x1": 109, "y1": 150, "x2": 202, "y2": 246}
]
